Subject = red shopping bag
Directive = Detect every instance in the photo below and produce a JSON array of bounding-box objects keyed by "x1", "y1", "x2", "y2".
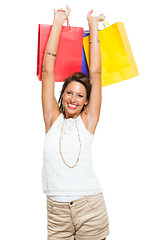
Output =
[{"x1": 37, "y1": 19, "x2": 83, "y2": 81}]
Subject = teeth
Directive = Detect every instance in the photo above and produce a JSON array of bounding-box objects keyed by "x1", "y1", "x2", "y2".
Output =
[{"x1": 68, "y1": 103, "x2": 77, "y2": 108}]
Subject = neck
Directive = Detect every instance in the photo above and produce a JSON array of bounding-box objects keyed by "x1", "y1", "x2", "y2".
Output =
[{"x1": 64, "y1": 112, "x2": 80, "y2": 119}]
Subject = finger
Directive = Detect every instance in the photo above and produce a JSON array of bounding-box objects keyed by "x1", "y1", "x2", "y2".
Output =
[
  {"x1": 53, "y1": 8, "x2": 56, "y2": 14},
  {"x1": 66, "y1": 6, "x2": 71, "y2": 16},
  {"x1": 99, "y1": 14, "x2": 105, "y2": 20},
  {"x1": 88, "y1": 9, "x2": 93, "y2": 15},
  {"x1": 87, "y1": 11, "x2": 91, "y2": 18}
]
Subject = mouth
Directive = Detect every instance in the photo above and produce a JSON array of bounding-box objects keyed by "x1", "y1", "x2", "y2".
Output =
[{"x1": 67, "y1": 103, "x2": 78, "y2": 109}]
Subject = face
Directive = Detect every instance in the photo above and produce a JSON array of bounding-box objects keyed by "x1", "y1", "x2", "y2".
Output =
[{"x1": 62, "y1": 81, "x2": 88, "y2": 118}]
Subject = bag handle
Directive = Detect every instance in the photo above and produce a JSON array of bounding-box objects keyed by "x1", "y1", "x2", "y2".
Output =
[
  {"x1": 102, "y1": 20, "x2": 111, "y2": 29},
  {"x1": 66, "y1": 18, "x2": 71, "y2": 31}
]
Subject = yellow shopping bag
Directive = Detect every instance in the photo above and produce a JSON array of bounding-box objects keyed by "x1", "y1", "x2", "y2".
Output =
[{"x1": 83, "y1": 20, "x2": 139, "y2": 87}]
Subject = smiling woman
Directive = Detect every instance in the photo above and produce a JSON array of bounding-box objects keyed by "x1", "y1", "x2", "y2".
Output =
[
  {"x1": 41, "y1": 5, "x2": 109, "y2": 240},
  {"x1": 57, "y1": 72, "x2": 92, "y2": 119}
]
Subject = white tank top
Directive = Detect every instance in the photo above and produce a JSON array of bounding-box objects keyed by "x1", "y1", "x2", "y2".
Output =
[{"x1": 42, "y1": 112, "x2": 102, "y2": 201}]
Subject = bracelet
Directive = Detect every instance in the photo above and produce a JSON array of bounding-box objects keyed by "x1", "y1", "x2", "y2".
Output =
[
  {"x1": 45, "y1": 50, "x2": 57, "y2": 57},
  {"x1": 89, "y1": 40, "x2": 101, "y2": 44}
]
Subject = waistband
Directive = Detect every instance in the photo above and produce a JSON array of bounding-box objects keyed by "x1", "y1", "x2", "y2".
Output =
[{"x1": 47, "y1": 192, "x2": 102, "y2": 208}]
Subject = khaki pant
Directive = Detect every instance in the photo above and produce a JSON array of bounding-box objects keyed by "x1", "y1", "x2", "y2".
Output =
[{"x1": 47, "y1": 192, "x2": 109, "y2": 240}]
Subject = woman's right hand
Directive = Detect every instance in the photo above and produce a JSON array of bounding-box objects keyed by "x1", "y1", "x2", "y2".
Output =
[{"x1": 53, "y1": 5, "x2": 71, "y2": 23}]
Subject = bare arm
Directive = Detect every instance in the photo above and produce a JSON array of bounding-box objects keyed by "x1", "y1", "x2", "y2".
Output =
[
  {"x1": 86, "y1": 10, "x2": 105, "y2": 125},
  {"x1": 41, "y1": 6, "x2": 71, "y2": 127}
]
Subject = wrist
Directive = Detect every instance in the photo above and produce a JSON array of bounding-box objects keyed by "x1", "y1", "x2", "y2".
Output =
[
  {"x1": 88, "y1": 18, "x2": 99, "y2": 26},
  {"x1": 53, "y1": 17, "x2": 65, "y2": 26}
]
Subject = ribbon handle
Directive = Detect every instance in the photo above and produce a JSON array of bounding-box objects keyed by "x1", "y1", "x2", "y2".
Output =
[
  {"x1": 66, "y1": 18, "x2": 71, "y2": 31},
  {"x1": 102, "y1": 20, "x2": 111, "y2": 28}
]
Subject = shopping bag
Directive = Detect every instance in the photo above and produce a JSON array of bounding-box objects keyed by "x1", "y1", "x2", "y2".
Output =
[
  {"x1": 81, "y1": 30, "x2": 89, "y2": 77},
  {"x1": 83, "y1": 20, "x2": 139, "y2": 87},
  {"x1": 37, "y1": 19, "x2": 83, "y2": 81}
]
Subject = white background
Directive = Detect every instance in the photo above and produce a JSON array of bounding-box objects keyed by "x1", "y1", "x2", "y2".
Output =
[{"x1": 0, "y1": 0, "x2": 160, "y2": 239}]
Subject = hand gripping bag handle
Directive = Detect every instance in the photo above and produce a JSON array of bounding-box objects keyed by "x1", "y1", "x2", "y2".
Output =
[{"x1": 57, "y1": 9, "x2": 71, "y2": 31}]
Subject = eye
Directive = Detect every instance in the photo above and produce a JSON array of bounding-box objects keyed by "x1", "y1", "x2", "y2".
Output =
[
  {"x1": 67, "y1": 91, "x2": 71, "y2": 94},
  {"x1": 78, "y1": 95, "x2": 83, "y2": 98}
]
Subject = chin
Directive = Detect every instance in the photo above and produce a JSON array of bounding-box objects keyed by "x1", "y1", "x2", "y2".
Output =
[{"x1": 65, "y1": 108, "x2": 82, "y2": 116}]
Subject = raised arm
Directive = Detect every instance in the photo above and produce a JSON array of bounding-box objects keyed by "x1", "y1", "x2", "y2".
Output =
[
  {"x1": 41, "y1": 6, "x2": 71, "y2": 131},
  {"x1": 86, "y1": 10, "x2": 105, "y2": 127}
]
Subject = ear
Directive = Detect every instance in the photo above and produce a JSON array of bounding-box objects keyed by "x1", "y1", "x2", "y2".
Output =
[
  {"x1": 84, "y1": 101, "x2": 89, "y2": 106},
  {"x1": 83, "y1": 101, "x2": 89, "y2": 115}
]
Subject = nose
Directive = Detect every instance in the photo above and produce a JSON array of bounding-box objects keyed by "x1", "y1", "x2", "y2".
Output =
[{"x1": 70, "y1": 95, "x2": 77, "y2": 103}]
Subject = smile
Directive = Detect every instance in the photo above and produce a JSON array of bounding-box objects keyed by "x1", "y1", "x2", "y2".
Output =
[{"x1": 68, "y1": 103, "x2": 78, "y2": 109}]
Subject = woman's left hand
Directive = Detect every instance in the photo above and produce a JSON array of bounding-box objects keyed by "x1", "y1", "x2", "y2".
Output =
[{"x1": 87, "y1": 9, "x2": 105, "y2": 24}]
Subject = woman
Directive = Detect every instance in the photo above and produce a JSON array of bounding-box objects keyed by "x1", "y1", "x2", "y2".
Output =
[{"x1": 41, "y1": 6, "x2": 109, "y2": 240}]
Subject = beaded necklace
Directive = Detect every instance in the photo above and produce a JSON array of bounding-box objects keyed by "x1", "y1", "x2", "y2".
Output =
[{"x1": 59, "y1": 114, "x2": 82, "y2": 168}]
